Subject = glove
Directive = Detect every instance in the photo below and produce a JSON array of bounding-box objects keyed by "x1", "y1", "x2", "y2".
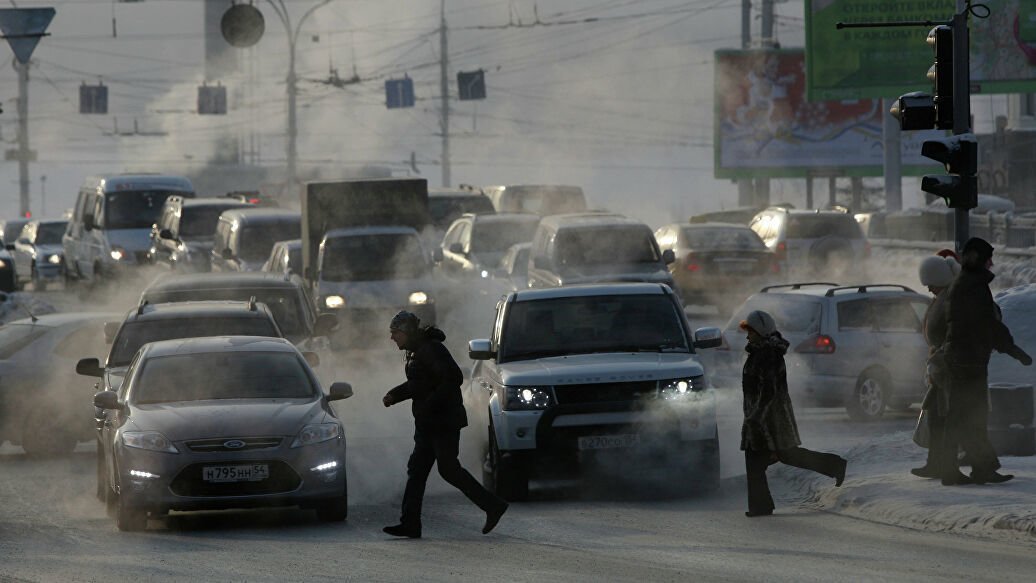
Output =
[{"x1": 1007, "y1": 345, "x2": 1033, "y2": 366}]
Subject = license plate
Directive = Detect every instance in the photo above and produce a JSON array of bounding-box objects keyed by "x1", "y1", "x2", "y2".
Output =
[
  {"x1": 577, "y1": 434, "x2": 639, "y2": 451},
  {"x1": 202, "y1": 464, "x2": 269, "y2": 483}
]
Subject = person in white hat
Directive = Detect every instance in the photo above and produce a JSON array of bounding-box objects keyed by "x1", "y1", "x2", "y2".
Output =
[{"x1": 740, "y1": 309, "x2": 847, "y2": 517}]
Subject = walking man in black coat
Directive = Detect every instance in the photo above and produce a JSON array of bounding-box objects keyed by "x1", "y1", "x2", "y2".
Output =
[
  {"x1": 740, "y1": 310, "x2": 847, "y2": 517},
  {"x1": 382, "y1": 311, "x2": 508, "y2": 538},
  {"x1": 938, "y1": 238, "x2": 1032, "y2": 485}
]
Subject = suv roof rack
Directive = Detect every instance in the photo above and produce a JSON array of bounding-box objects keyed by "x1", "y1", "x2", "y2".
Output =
[
  {"x1": 824, "y1": 284, "x2": 916, "y2": 297},
  {"x1": 247, "y1": 295, "x2": 258, "y2": 311},
  {"x1": 137, "y1": 299, "x2": 149, "y2": 315},
  {"x1": 760, "y1": 282, "x2": 839, "y2": 293}
]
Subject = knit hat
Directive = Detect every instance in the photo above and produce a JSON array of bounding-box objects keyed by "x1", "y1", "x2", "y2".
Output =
[
  {"x1": 919, "y1": 255, "x2": 960, "y2": 288},
  {"x1": 962, "y1": 237, "x2": 994, "y2": 261},
  {"x1": 739, "y1": 310, "x2": 778, "y2": 337},
  {"x1": 389, "y1": 310, "x2": 421, "y2": 333}
]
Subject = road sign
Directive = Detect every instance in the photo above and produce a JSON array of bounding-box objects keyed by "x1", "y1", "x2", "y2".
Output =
[
  {"x1": 0, "y1": 8, "x2": 56, "y2": 64},
  {"x1": 385, "y1": 77, "x2": 415, "y2": 109},
  {"x1": 457, "y1": 70, "x2": 486, "y2": 101}
]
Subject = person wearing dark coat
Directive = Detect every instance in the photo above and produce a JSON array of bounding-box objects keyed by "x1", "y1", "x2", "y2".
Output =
[
  {"x1": 740, "y1": 310, "x2": 847, "y2": 517},
  {"x1": 382, "y1": 311, "x2": 508, "y2": 538},
  {"x1": 911, "y1": 254, "x2": 960, "y2": 478},
  {"x1": 938, "y1": 238, "x2": 1032, "y2": 486}
]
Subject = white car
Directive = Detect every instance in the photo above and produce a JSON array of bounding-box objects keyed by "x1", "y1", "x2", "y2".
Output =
[{"x1": 466, "y1": 283, "x2": 723, "y2": 500}]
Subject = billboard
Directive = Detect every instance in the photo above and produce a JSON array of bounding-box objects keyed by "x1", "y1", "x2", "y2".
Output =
[
  {"x1": 714, "y1": 49, "x2": 943, "y2": 179},
  {"x1": 806, "y1": 0, "x2": 1036, "y2": 100}
]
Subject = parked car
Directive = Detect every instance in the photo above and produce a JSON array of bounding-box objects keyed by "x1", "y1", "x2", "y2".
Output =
[
  {"x1": 710, "y1": 282, "x2": 931, "y2": 421},
  {"x1": 210, "y1": 208, "x2": 301, "y2": 272},
  {"x1": 439, "y1": 213, "x2": 539, "y2": 282},
  {"x1": 139, "y1": 272, "x2": 335, "y2": 346},
  {"x1": 87, "y1": 336, "x2": 352, "y2": 530},
  {"x1": 654, "y1": 222, "x2": 776, "y2": 311},
  {"x1": 526, "y1": 213, "x2": 675, "y2": 289},
  {"x1": 428, "y1": 187, "x2": 495, "y2": 237},
  {"x1": 148, "y1": 196, "x2": 252, "y2": 272},
  {"x1": 748, "y1": 207, "x2": 870, "y2": 279},
  {"x1": 261, "y1": 239, "x2": 303, "y2": 277},
  {"x1": 11, "y1": 219, "x2": 67, "y2": 290},
  {"x1": 466, "y1": 283, "x2": 723, "y2": 500},
  {"x1": 0, "y1": 312, "x2": 117, "y2": 456},
  {"x1": 483, "y1": 184, "x2": 587, "y2": 216}
]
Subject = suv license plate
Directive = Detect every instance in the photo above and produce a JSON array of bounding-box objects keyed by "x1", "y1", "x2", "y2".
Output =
[
  {"x1": 577, "y1": 434, "x2": 639, "y2": 451},
  {"x1": 202, "y1": 464, "x2": 270, "y2": 483}
]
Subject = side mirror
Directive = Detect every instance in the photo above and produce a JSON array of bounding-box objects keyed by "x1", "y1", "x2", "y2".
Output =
[
  {"x1": 76, "y1": 357, "x2": 104, "y2": 378},
  {"x1": 468, "y1": 339, "x2": 495, "y2": 361},
  {"x1": 303, "y1": 351, "x2": 321, "y2": 368},
  {"x1": 313, "y1": 313, "x2": 338, "y2": 337},
  {"x1": 432, "y1": 248, "x2": 444, "y2": 263},
  {"x1": 328, "y1": 382, "x2": 354, "y2": 401},
  {"x1": 158, "y1": 228, "x2": 175, "y2": 241},
  {"x1": 662, "y1": 249, "x2": 676, "y2": 265},
  {"x1": 83, "y1": 214, "x2": 95, "y2": 231},
  {"x1": 221, "y1": 248, "x2": 233, "y2": 260},
  {"x1": 93, "y1": 391, "x2": 122, "y2": 410},
  {"x1": 693, "y1": 327, "x2": 724, "y2": 350},
  {"x1": 448, "y1": 242, "x2": 464, "y2": 255},
  {"x1": 103, "y1": 321, "x2": 120, "y2": 344}
]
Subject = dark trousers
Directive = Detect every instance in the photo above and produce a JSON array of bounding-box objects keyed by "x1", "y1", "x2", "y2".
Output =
[
  {"x1": 745, "y1": 447, "x2": 845, "y2": 514},
  {"x1": 921, "y1": 408, "x2": 947, "y2": 471},
  {"x1": 400, "y1": 427, "x2": 503, "y2": 526},
  {"x1": 939, "y1": 371, "x2": 1000, "y2": 477}
]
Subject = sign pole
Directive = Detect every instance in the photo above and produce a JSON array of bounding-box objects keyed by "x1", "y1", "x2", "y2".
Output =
[
  {"x1": 16, "y1": 60, "x2": 30, "y2": 217},
  {"x1": 883, "y1": 97, "x2": 903, "y2": 212},
  {"x1": 952, "y1": 3, "x2": 971, "y2": 252}
]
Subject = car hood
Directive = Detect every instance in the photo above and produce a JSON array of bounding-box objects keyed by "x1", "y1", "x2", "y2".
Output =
[
  {"x1": 34, "y1": 244, "x2": 64, "y2": 257},
  {"x1": 318, "y1": 278, "x2": 436, "y2": 308},
  {"x1": 496, "y1": 352, "x2": 704, "y2": 386},
  {"x1": 106, "y1": 229, "x2": 153, "y2": 253},
  {"x1": 128, "y1": 398, "x2": 326, "y2": 442}
]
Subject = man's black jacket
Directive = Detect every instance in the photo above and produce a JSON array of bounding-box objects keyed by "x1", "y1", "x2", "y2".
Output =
[
  {"x1": 944, "y1": 265, "x2": 1015, "y2": 370},
  {"x1": 387, "y1": 327, "x2": 468, "y2": 431}
]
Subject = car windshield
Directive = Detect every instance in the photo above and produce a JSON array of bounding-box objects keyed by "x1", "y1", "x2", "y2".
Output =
[
  {"x1": 683, "y1": 227, "x2": 765, "y2": 251},
  {"x1": 239, "y1": 221, "x2": 301, "y2": 262},
  {"x1": 556, "y1": 226, "x2": 660, "y2": 267},
  {"x1": 499, "y1": 294, "x2": 688, "y2": 362},
  {"x1": 36, "y1": 223, "x2": 67, "y2": 245},
  {"x1": 322, "y1": 233, "x2": 428, "y2": 281},
  {"x1": 471, "y1": 220, "x2": 538, "y2": 254},
  {"x1": 131, "y1": 351, "x2": 315, "y2": 404},
  {"x1": 104, "y1": 191, "x2": 185, "y2": 230},
  {"x1": 143, "y1": 289, "x2": 308, "y2": 338},
  {"x1": 726, "y1": 295, "x2": 823, "y2": 335},
  {"x1": 786, "y1": 215, "x2": 863, "y2": 240},
  {"x1": 180, "y1": 206, "x2": 236, "y2": 238},
  {"x1": 108, "y1": 317, "x2": 280, "y2": 366},
  {"x1": 429, "y1": 196, "x2": 494, "y2": 227}
]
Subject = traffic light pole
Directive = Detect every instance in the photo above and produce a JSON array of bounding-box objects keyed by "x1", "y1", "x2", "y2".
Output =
[
  {"x1": 951, "y1": 7, "x2": 971, "y2": 252},
  {"x1": 16, "y1": 60, "x2": 30, "y2": 218}
]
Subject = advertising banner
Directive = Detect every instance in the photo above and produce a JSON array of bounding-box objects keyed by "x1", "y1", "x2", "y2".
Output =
[
  {"x1": 714, "y1": 49, "x2": 943, "y2": 179},
  {"x1": 806, "y1": 0, "x2": 1036, "y2": 100}
]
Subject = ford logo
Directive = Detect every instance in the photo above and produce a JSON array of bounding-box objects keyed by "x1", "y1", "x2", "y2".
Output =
[{"x1": 223, "y1": 440, "x2": 246, "y2": 449}]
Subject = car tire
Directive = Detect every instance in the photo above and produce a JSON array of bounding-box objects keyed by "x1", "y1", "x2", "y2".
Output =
[
  {"x1": 115, "y1": 489, "x2": 148, "y2": 532},
  {"x1": 314, "y1": 482, "x2": 349, "y2": 522},
  {"x1": 483, "y1": 428, "x2": 528, "y2": 502},
  {"x1": 847, "y1": 369, "x2": 890, "y2": 422},
  {"x1": 21, "y1": 408, "x2": 78, "y2": 457}
]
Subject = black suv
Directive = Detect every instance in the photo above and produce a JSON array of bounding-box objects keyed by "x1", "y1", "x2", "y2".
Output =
[{"x1": 148, "y1": 196, "x2": 252, "y2": 272}]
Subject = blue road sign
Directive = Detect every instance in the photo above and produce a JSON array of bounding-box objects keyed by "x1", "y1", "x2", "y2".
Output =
[
  {"x1": 385, "y1": 77, "x2": 415, "y2": 109},
  {"x1": 0, "y1": 8, "x2": 56, "y2": 64}
]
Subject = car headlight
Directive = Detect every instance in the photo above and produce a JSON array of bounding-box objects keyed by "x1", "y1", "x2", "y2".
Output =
[
  {"x1": 480, "y1": 270, "x2": 490, "y2": 279},
  {"x1": 47, "y1": 254, "x2": 62, "y2": 265},
  {"x1": 503, "y1": 386, "x2": 555, "y2": 411},
  {"x1": 0, "y1": 259, "x2": 7, "y2": 269},
  {"x1": 121, "y1": 431, "x2": 179, "y2": 453},
  {"x1": 110, "y1": 247, "x2": 126, "y2": 261},
  {"x1": 408, "y1": 291, "x2": 430, "y2": 305},
  {"x1": 659, "y1": 376, "x2": 706, "y2": 400},
  {"x1": 324, "y1": 295, "x2": 345, "y2": 309},
  {"x1": 291, "y1": 422, "x2": 341, "y2": 448}
]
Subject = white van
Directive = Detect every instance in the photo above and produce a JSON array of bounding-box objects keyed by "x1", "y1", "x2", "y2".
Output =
[{"x1": 63, "y1": 174, "x2": 195, "y2": 287}]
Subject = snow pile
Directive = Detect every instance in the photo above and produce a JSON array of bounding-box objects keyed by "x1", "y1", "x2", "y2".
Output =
[
  {"x1": 771, "y1": 431, "x2": 1036, "y2": 543},
  {"x1": 866, "y1": 243, "x2": 1036, "y2": 292},
  {"x1": 992, "y1": 284, "x2": 1036, "y2": 385},
  {"x1": 0, "y1": 292, "x2": 57, "y2": 324}
]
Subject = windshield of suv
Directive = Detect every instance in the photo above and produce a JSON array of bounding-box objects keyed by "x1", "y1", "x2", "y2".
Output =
[
  {"x1": 36, "y1": 223, "x2": 67, "y2": 245},
  {"x1": 786, "y1": 215, "x2": 863, "y2": 240},
  {"x1": 108, "y1": 317, "x2": 280, "y2": 366},
  {"x1": 142, "y1": 289, "x2": 308, "y2": 338},
  {"x1": 322, "y1": 233, "x2": 428, "y2": 281},
  {"x1": 180, "y1": 206, "x2": 237, "y2": 238},
  {"x1": 238, "y1": 221, "x2": 301, "y2": 262},
  {"x1": 683, "y1": 227, "x2": 765, "y2": 251},
  {"x1": 104, "y1": 191, "x2": 184, "y2": 230},
  {"x1": 471, "y1": 220, "x2": 538, "y2": 254},
  {"x1": 726, "y1": 295, "x2": 823, "y2": 335},
  {"x1": 132, "y1": 351, "x2": 315, "y2": 404},
  {"x1": 500, "y1": 294, "x2": 688, "y2": 362},
  {"x1": 555, "y1": 226, "x2": 660, "y2": 268}
]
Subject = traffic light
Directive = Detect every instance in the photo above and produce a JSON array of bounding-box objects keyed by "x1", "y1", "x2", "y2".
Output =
[
  {"x1": 927, "y1": 25, "x2": 953, "y2": 130},
  {"x1": 920, "y1": 133, "x2": 977, "y2": 209},
  {"x1": 889, "y1": 91, "x2": 935, "y2": 131}
]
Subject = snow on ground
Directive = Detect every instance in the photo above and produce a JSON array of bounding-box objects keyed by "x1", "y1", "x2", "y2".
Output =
[{"x1": 770, "y1": 430, "x2": 1036, "y2": 544}]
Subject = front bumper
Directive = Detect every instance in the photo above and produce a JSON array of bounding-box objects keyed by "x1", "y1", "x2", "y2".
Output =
[{"x1": 114, "y1": 436, "x2": 346, "y2": 513}]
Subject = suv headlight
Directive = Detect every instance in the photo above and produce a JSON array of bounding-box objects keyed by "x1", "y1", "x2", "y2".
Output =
[
  {"x1": 503, "y1": 386, "x2": 555, "y2": 410},
  {"x1": 324, "y1": 295, "x2": 345, "y2": 309},
  {"x1": 291, "y1": 422, "x2": 341, "y2": 448},
  {"x1": 408, "y1": 291, "x2": 430, "y2": 305},
  {"x1": 659, "y1": 376, "x2": 706, "y2": 400},
  {"x1": 110, "y1": 247, "x2": 127, "y2": 261},
  {"x1": 47, "y1": 254, "x2": 62, "y2": 265},
  {"x1": 121, "y1": 431, "x2": 179, "y2": 453}
]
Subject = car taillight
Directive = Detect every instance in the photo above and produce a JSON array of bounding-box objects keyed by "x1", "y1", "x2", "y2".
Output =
[
  {"x1": 775, "y1": 241, "x2": 787, "y2": 261},
  {"x1": 685, "y1": 252, "x2": 701, "y2": 272},
  {"x1": 795, "y1": 335, "x2": 836, "y2": 354}
]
